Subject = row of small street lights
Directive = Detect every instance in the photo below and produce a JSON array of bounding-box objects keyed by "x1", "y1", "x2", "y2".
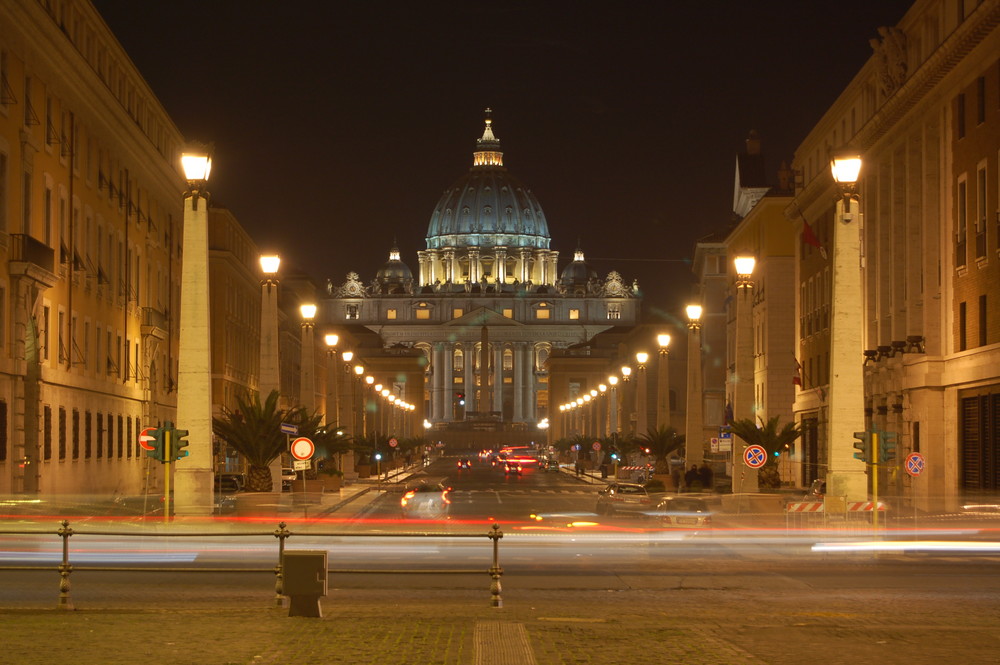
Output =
[{"x1": 174, "y1": 146, "x2": 866, "y2": 512}]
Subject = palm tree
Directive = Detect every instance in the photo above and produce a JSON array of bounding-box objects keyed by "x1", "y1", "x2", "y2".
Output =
[
  {"x1": 638, "y1": 425, "x2": 685, "y2": 473},
  {"x1": 728, "y1": 416, "x2": 802, "y2": 489},
  {"x1": 212, "y1": 389, "x2": 286, "y2": 492}
]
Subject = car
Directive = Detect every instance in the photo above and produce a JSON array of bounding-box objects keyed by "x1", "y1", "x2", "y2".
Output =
[
  {"x1": 503, "y1": 461, "x2": 522, "y2": 475},
  {"x1": 542, "y1": 459, "x2": 560, "y2": 472},
  {"x1": 457, "y1": 458, "x2": 472, "y2": 469},
  {"x1": 214, "y1": 473, "x2": 245, "y2": 493},
  {"x1": 281, "y1": 467, "x2": 297, "y2": 491},
  {"x1": 595, "y1": 482, "x2": 660, "y2": 517},
  {"x1": 655, "y1": 496, "x2": 712, "y2": 527},
  {"x1": 400, "y1": 481, "x2": 452, "y2": 518},
  {"x1": 806, "y1": 479, "x2": 826, "y2": 500}
]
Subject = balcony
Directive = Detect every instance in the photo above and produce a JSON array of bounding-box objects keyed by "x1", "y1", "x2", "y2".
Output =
[
  {"x1": 141, "y1": 307, "x2": 168, "y2": 340},
  {"x1": 9, "y1": 234, "x2": 57, "y2": 288}
]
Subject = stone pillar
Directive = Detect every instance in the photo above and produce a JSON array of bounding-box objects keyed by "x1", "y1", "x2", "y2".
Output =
[
  {"x1": 495, "y1": 247, "x2": 507, "y2": 285},
  {"x1": 174, "y1": 189, "x2": 214, "y2": 516},
  {"x1": 492, "y1": 344, "x2": 504, "y2": 415},
  {"x1": 463, "y1": 341, "x2": 475, "y2": 417},
  {"x1": 827, "y1": 196, "x2": 868, "y2": 501},
  {"x1": 512, "y1": 342, "x2": 525, "y2": 421},
  {"x1": 732, "y1": 279, "x2": 757, "y2": 493},
  {"x1": 522, "y1": 344, "x2": 535, "y2": 422},
  {"x1": 432, "y1": 343, "x2": 447, "y2": 421}
]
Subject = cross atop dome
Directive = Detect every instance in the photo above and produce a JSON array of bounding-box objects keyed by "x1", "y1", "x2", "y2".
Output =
[{"x1": 474, "y1": 107, "x2": 503, "y2": 166}]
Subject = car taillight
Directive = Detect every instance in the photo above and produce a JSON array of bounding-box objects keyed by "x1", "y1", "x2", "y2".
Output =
[
  {"x1": 401, "y1": 490, "x2": 415, "y2": 507},
  {"x1": 441, "y1": 490, "x2": 451, "y2": 505}
]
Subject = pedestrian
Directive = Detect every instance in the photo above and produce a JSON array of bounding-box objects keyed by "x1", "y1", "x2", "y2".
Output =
[
  {"x1": 698, "y1": 463, "x2": 714, "y2": 493},
  {"x1": 685, "y1": 464, "x2": 701, "y2": 492}
]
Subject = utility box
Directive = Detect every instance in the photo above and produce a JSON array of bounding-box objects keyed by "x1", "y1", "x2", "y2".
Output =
[{"x1": 283, "y1": 550, "x2": 328, "y2": 617}]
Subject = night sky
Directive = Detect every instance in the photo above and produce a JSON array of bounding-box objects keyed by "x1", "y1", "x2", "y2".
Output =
[{"x1": 93, "y1": 1, "x2": 912, "y2": 319}]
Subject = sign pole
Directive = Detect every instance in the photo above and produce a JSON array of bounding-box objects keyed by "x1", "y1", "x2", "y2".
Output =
[
  {"x1": 872, "y1": 430, "x2": 879, "y2": 536},
  {"x1": 164, "y1": 429, "x2": 171, "y2": 523}
]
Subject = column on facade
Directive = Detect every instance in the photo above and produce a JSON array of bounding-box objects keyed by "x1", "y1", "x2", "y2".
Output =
[
  {"x1": 417, "y1": 250, "x2": 428, "y2": 285},
  {"x1": 432, "y1": 342, "x2": 447, "y2": 421},
  {"x1": 522, "y1": 344, "x2": 535, "y2": 422},
  {"x1": 468, "y1": 248, "x2": 481, "y2": 283},
  {"x1": 447, "y1": 250, "x2": 459, "y2": 283},
  {"x1": 518, "y1": 249, "x2": 531, "y2": 283},
  {"x1": 492, "y1": 344, "x2": 504, "y2": 415},
  {"x1": 495, "y1": 247, "x2": 507, "y2": 286},
  {"x1": 512, "y1": 342, "x2": 525, "y2": 421},
  {"x1": 463, "y1": 341, "x2": 475, "y2": 416}
]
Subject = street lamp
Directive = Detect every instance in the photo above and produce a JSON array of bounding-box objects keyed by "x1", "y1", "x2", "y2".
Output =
[
  {"x1": 608, "y1": 375, "x2": 619, "y2": 437},
  {"x1": 364, "y1": 375, "x2": 375, "y2": 437},
  {"x1": 828, "y1": 150, "x2": 867, "y2": 502},
  {"x1": 732, "y1": 255, "x2": 756, "y2": 493},
  {"x1": 656, "y1": 335, "x2": 671, "y2": 430},
  {"x1": 634, "y1": 352, "x2": 649, "y2": 436},
  {"x1": 324, "y1": 334, "x2": 340, "y2": 423},
  {"x1": 174, "y1": 147, "x2": 213, "y2": 516},
  {"x1": 259, "y1": 255, "x2": 281, "y2": 398},
  {"x1": 353, "y1": 364, "x2": 364, "y2": 439},
  {"x1": 299, "y1": 304, "x2": 317, "y2": 412},
  {"x1": 684, "y1": 304, "x2": 704, "y2": 469}
]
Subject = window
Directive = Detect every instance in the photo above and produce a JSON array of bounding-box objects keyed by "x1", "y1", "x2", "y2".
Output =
[
  {"x1": 453, "y1": 349, "x2": 464, "y2": 372},
  {"x1": 502, "y1": 308, "x2": 513, "y2": 318},
  {"x1": 535, "y1": 308, "x2": 550, "y2": 320},
  {"x1": 976, "y1": 164, "x2": 987, "y2": 258},
  {"x1": 386, "y1": 308, "x2": 397, "y2": 320},
  {"x1": 84, "y1": 411, "x2": 92, "y2": 458},
  {"x1": 957, "y1": 93, "x2": 966, "y2": 139},
  {"x1": 416, "y1": 308, "x2": 430, "y2": 320},
  {"x1": 72, "y1": 409, "x2": 80, "y2": 459},
  {"x1": 58, "y1": 407, "x2": 66, "y2": 459},
  {"x1": 569, "y1": 309, "x2": 580, "y2": 320},
  {"x1": 976, "y1": 77, "x2": 986, "y2": 125},
  {"x1": 96, "y1": 413, "x2": 103, "y2": 459},
  {"x1": 503, "y1": 349, "x2": 513, "y2": 371},
  {"x1": 607, "y1": 304, "x2": 622, "y2": 320},
  {"x1": 453, "y1": 308, "x2": 464, "y2": 319},
  {"x1": 43, "y1": 406, "x2": 52, "y2": 460},
  {"x1": 345, "y1": 304, "x2": 359, "y2": 320},
  {"x1": 980, "y1": 294, "x2": 987, "y2": 347},
  {"x1": 957, "y1": 177, "x2": 967, "y2": 267},
  {"x1": 959, "y1": 301, "x2": 967, "y2": 351}
]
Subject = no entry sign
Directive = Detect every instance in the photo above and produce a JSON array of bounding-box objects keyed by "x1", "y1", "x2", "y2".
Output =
[{"x1": 290, "y1": 437, "x2": 315, "y2": 461}]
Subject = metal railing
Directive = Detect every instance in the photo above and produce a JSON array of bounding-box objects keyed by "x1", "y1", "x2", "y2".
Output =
[{"x1": 0, "y1": 520, "x2": 505, "y2": 609}]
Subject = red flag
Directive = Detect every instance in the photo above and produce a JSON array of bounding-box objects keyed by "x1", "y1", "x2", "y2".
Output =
[
  {"x1": 802, "y1": 219, "x2": 828, "y2": 260},
  {"x1": 793, "y1": 358, "x2": 803, "y2": 387}
]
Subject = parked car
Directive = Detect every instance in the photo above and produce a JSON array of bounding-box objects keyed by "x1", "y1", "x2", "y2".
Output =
[
  {"x1": 595, "y1": 482, "x2": 661, "y2": 517},
  {"x1": 214, "y1": 473, "x2": 244, "y2": 493},
  {"x1": 542, "y1": 459, "x2": 560, "y2": 472},
  {"x1": 400, "y1": 481, "x2": 452, "y2": 519},
  {"x1": 281, "y1": 467, "x2": 297, "y2": 491},
  {"x1": 655, "y1": 496, "x2": 712, "y2": 527}
]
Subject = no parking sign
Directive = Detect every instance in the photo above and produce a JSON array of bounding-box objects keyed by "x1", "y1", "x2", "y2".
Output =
[
  {"x1": 904, "y1": 452, "x2": 926, "y2": 477},
  {"x1": 743, "y1": 444, "x2": 767, "y2": 468}
]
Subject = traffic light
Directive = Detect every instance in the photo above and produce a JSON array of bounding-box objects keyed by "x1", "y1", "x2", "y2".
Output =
[
  {"x1": 145, "y1": 427, "x2": 166, "y2": 463},
  {"x1": 852, "y1": 430, "x2": 870, "y2": 462},
  {"x1": 169, "y1": 426, "x2": 190, "y2": 461},
  {"x1": 456, "y1": 392, "x2": 465, "y2": 406},
  {"x1": 878, "y1": 430, "x2": 898, "y2": 463}
]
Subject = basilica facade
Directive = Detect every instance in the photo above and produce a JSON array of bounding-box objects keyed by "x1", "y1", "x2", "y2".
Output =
[{"x1": 322, "y1": 114, "x2": 640, "y2": 436}]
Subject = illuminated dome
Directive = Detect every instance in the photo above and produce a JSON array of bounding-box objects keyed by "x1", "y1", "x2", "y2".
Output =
[
  {"x1": 558, "y1": 248, "x2": 598, "y2": 294},
  {"x1": 374, "y1": 245, "x2": 414, "y2": 293},
  {"x1": 425, "y1": 111, "x2": 551, "y2": 251}
]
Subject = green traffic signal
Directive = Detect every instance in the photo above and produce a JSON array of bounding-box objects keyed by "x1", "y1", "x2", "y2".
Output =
[
  {"x1": 878, "y1": 430, "x2": 898, "y2": 463},
  {"x1": 852, "y1": 430, "x2": 870, "y2": 463},
  {"x1": 171, "y1": 427, "x2": 190, "y2": 461},
  {"x1": 144, "y1": 427, "x2": 166, "y2": 463}
]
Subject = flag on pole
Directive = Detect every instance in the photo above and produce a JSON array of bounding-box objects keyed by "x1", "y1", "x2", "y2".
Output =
[
  {"x1": 793, "y1": 358, "x2": 803, "y2": 387},
  {"x1": 801, "y1": 217, "x2": 828, "y2": 260}
]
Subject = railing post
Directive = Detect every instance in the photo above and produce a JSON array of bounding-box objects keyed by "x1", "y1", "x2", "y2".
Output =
[
  {"x1": 273, "y1": 522, "x2": 290, "y2": 607},
  {"x1": 57, "y1": 520, "x2": 74, "y2": 610},
  {"x1": 487, "y1": 523, "x2": 503, "y2": 608}
]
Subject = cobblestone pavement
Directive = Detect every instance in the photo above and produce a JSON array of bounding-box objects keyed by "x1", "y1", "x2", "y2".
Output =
[{"x1": 2, "y1": 563, "x2": 998, "y2": 665}]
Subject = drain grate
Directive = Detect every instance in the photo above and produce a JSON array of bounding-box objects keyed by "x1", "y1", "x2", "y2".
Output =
[{"x1": 474, "y1": 621, "x2": 537, "y2": 665}]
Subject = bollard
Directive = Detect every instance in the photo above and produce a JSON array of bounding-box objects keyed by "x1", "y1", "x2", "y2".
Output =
[
  {"x1": 273, "y1": 522, "x2": 290, "y2": 607},
  {"x1": 487, "y1": 523, "x2": 503, "y2": 608},
  {"x1": 57, "y1": 520, "x2": 74, "y2": 610}
]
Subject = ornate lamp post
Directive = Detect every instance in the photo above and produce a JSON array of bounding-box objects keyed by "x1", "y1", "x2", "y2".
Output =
[
  {"x1": 299, "y1": 304, "x2": 317, "y2": 412},
  {"x1": 828, "y1": 151, "x2": 867, "y2": 502},
  {"x1": 324, "y1": 334, "x2": 339, "y2": 423},
  {"x1": 258, "y1": 255, "x2": 281, "y2": 398},
  {"x1": 353, "y1": 364, "x2": 364, "y2": 439},
  {"x1": 598, "y1": 384, "x2": 608, "y2": 437},
  {"x1": 635, "y1": 352, "x2": 649, "y2": 436},
  {"x1": 732, "y1": 255, "x2": 757, "y2": 493},
  {"x1": 656, "y1": 335, "x2": 671, "y2": 430},
  {"x1": 608, "y1": 375, "x2": 619, "y2": 437},
  {"x1": 620, "y1": 364, "x2": 633, "y2": 436},
  {"x1": 684, "y1": 304, "x2": 704, "y2": 468},
  {"x1": 174, "y1": 148, "x2": 214, "y2": 516}
]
